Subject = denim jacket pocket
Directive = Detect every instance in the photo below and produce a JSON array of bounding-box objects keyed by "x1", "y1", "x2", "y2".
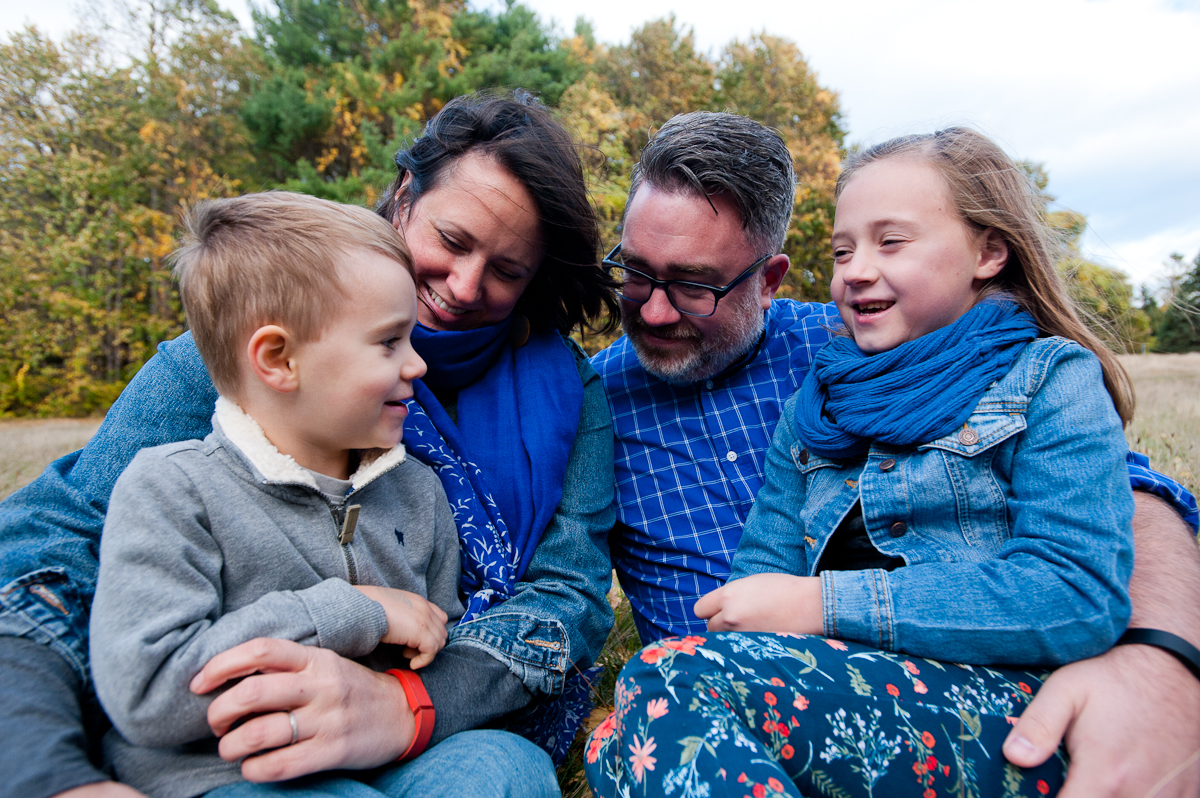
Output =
[
  {"x1": 791, "y1": 441, "x2": 843, "y2": 474},
  {"x1": 0, "y1": 567, "x2": 91, "y2": 685},
  {"x1": 918, "y1": 412, "x2": 1026, "y2": 457},
  {"x1": 448, "y1": 611, "x2": 570, "y2": 697}
]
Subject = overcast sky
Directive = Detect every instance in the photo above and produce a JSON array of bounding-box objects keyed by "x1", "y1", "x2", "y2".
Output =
[{"x1": 5, "y1": 0, "x2": 1198, "y2": 289}]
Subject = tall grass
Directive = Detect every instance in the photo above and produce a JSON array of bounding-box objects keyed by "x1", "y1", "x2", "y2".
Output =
[{"x1": 1119, "y1": 353, "x2": 1200, "y2": 498}]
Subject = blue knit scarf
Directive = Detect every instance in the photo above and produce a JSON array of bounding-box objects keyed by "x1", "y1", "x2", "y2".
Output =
[
  {"x1": 404, "y1": 319, "x2": 583, "y2": 621},
  {"x1": 795, "y1": 297, "x2": 1039, "y2": 459}
]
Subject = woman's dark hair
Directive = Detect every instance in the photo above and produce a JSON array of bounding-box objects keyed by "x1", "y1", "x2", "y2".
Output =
[{"x1": 376, "y1": 90, "x2": 618, "y2": 334}]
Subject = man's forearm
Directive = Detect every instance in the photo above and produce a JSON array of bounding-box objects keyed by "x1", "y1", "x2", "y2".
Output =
[{"x1": 1127, "y1": 491, "x2": 1200, "y2": 645}]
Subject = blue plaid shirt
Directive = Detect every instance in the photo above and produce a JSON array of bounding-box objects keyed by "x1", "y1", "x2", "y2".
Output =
[{"x1": 592, "y1": 299, "x2": 1199, "y2": 643}]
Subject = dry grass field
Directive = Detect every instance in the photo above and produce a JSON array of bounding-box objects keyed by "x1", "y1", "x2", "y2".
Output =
[
  {"x1": 0, "y1": 418, "x2": 103, "y2": 501},
  {"x1": 0, "y1": 353, "x2": 1195, "y2": 795},
  {"x1": 1119, "y1": 352, "x2": 1200, "y2": 498}
]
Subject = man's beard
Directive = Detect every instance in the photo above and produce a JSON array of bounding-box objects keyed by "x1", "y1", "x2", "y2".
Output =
[{"x1": 622, "y1": 281, "x2": 765, "y2": 385}]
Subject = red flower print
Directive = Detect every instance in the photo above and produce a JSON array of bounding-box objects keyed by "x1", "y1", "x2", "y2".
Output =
[
  {"x1": 913, "y1": 762, "x2": 926, "y2": 776},
  {"x1": 640, "y1": 646, "x2": 668, "y2": 664},
  {"x1": 887, "y1": 683, "x2": 901, "y2": 697},
  {"x1": 825, "y1": 638, "x2": 849, "y2": 651},
  {"x1": 593, "y1": 712, "x2": 617, "y2": 740},
  {"x1": 1018, "y1": 682, "x2": 1033, "y2": 694},
  {"x1": 1037, "y1": 780, "x2": 1050, "y2": 795},
  {"x1": 925, "y1": 756, "x2": 938, "y2": 771},
  {"x1": 921, "y1": 730, "x2": 935, "y2": 748},
  {"x1": 923, "y1": 789, "x2": 936, "y2": 798},
  {"x1": 768, "y1": 777, "x2": 785, "y2": 793},
  {"x1": 913, "y1": 680, "x2": 928, "y2": 694},
  {"x1": 904, "y1": 660, "x2": 921, "y2": 675},
  {"x1": 770, "y1": 677, "x2": 785, "y2": 687},
  {"x1": 781, "y1": 744, "x2": 794, "y2": 760},
  {"x1": 790, "y1": 715, "x2": 801, "y2": 726},
  {"x1": 738, "y1": 773, "x2": 748, "y2": 784},
  {"x1": 793, "y1": 694, "x2": 810, "y2": 710},
  {"x1": 942, "y1": 765, "x2": 950, "y2": 776},
  {"x1": 764, "y1": 691, "x2": 777, "y2": 706},
  {"x1": 753, "y1": 783, "x2": 766, "y2": 798},
  {"x1": 585, "y1": 736, "x2": 603, "y2": 764},
  {"x1": 763, "y1": 719, "x2": 776, "y2": 734}
]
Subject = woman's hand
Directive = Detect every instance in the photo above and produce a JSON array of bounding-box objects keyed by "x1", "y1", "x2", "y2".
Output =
[
  {"x1": 189, "y1": 638, "x2": 415, "y2": 782},
  {"x1": 354, "y1": 585, "x2": 448, "y2": 668},
  {"x1": 695, "y1": 573, "x2": 824, "y2": 634}
]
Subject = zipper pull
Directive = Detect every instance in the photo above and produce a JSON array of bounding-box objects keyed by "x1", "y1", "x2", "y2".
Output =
[{"x1": 338, "y1": 504, "x2": 361, "y2": 545}]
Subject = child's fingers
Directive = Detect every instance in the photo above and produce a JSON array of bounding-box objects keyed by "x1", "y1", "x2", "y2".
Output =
[{"x1": 693, "y1": 587, "x2": 723, "y2": 619}]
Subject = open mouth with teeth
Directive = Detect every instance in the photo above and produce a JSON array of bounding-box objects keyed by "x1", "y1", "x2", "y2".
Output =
[
  {"x1": 425, "y1": 286, "x2": 467, "y2": 316},
  {"x1": 853, "y1": 300, "x2": 895, "y2": 315}
]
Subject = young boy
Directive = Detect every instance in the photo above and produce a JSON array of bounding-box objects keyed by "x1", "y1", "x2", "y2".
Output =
[{"x1": 89, "y1": 192, "x2": 464, "y2": 798}]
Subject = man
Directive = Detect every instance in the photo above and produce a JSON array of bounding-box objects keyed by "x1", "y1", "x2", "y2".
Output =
[{"x1": 591, "y1": 110, "x2": 1200, "y2": 795}]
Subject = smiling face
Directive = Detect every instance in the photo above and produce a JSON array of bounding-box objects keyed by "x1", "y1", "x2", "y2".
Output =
[
  {"x1": 619, "y1": 184, "x2": 787, "y2": 384},
  {"x1": 291, "y1": 250, "x2": 426, "y2": 465},
  {"x1": 831, "y1": 158, "x2": 1008, "y2": 354},
  {"x1": 393, "y1": 152, "x2": 543, "y2": 331}
]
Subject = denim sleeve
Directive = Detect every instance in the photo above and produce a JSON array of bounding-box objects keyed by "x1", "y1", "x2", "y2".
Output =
[
  {"x1": 431, "y1": 351, "x2": 615, "y2": 703},
  {"x1": 0, "y1": 333, "x2": 217, "y2": 685},
  {"x1": 826, "y1": 343, "x2": 1135, "y2": 667},
  {"x1": 1126, "y1": 450, "x2": 1199, "y2": 532}
]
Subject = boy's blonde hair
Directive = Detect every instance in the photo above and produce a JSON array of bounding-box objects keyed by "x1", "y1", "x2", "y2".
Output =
[
  {"x1": 172, "y1": 191, "x2": 414, "y2": 396},
  {"x1": 836, "y1": 127, "x2": 1135, "y2": 425}
]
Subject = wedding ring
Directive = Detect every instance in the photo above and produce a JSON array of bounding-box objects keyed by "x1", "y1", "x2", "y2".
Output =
[{"x1": 287, "y1": 711, "x2": 299, "y2": 746}]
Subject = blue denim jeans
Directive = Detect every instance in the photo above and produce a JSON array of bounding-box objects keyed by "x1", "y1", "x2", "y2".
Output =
[{"x1": 204, "y1": 730, "x2": 560, "y2": 798}]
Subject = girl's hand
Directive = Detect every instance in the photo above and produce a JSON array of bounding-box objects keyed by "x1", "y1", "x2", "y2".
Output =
[
  {"x1": 354, "y1": 585, "x2": 449, "y2": 668},
  {"x1": 189, "y1": 638, "x2": 415, "y2": 781},
  {"x1": 695, "y1": 573, "x2": 824, "y2": 634}
]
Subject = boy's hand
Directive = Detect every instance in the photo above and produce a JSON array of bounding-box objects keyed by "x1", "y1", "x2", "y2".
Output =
[
  {"x1": 354, "y1": 585, "x2": 448, "y2": 668},
  {"x1": 695, "y1": 573, "x2": 824, "y2": 635}
]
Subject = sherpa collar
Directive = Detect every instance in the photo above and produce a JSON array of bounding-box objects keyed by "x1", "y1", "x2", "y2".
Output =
[{"x1": 214, "y1": 396, "x2": 407, "y2": 493}]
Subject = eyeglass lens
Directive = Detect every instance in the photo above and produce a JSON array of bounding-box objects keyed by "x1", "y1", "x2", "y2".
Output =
[{"x1": 616, "y1": 269, "x2": 718, "y2": 316}]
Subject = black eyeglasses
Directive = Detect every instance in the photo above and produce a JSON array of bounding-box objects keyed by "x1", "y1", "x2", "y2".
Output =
[{"x1": 603, "y1": 244, "x2": 772, "y2": 318}]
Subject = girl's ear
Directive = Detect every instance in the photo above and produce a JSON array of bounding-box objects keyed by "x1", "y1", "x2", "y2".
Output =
[
  {"x1": 247, "y1": 325, "x2": 300, "y2": 393},
  {"x1": 975, "y1": 228, "x2": 1009, "y2": 281}
]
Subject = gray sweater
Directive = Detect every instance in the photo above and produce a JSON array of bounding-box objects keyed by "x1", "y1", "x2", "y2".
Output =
[{"x1": 90, "y1": 399, "x2": 463, "y2": 798}]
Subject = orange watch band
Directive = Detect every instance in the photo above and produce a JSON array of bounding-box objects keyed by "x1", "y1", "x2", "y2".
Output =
[{"x1": 387, "y1": 669, "x2": 435, "y2": 761}]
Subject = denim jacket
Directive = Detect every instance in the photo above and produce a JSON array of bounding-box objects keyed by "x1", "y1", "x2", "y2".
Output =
[
  {"x1": 0, "y1": 333, "x2": 614, "y2": 729},
  {"x1": 731, "y1": 337, "x2": 1135, "y2": 667}
]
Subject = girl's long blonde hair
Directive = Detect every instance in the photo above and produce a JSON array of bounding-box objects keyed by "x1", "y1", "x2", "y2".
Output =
[{"x1": 836, "y1": 127, "x2": 1134, "y2": 424}]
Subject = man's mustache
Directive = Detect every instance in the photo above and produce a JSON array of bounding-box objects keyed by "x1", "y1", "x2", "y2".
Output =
[{"x1": 627, "y1": 315, "x2": 702, "y2": 342}]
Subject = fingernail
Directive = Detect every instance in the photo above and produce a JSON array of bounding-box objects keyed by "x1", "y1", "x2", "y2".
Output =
[{"x1": 1005, "y1": 734, "x2": 1036, "y2": 756}]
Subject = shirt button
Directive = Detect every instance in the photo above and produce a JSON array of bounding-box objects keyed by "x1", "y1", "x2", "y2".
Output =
[
  {"x1": 705, "y1": 380, "x2": 714, "y2": 390},
  {"x1": 879, "y1": 458, "x2": 897, "y2": 472},
  {"x1": 798, "y1": 449, "x2": 810, "y2": 465},
  {"x1": 889, "y1": 522, "x2": 908, "y2": 538},
  {"x1": 725, "y1": 451, "x2": 738, "y2": 462}
]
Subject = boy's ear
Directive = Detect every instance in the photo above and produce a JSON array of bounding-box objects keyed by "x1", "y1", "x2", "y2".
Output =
[
  {"x1": 247, "y1": 325, "x2": 300, "y2": 393},
  {"x1": 975, "y1": 228, "x2": 1009, "y2": 281}
]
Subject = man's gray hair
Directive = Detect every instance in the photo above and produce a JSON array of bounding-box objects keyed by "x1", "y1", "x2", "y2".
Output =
[{"x1": 629, "y1": 111, "x2": 796, "y2": 255}]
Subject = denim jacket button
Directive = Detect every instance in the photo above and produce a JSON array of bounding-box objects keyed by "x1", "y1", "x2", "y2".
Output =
[
  {"x1": 958, "y1": 426, "x2": 980, "y2": 445},
  {"x1": 879, "y1": 458, "x2": 896, "y2": 472},
  {"x1": 889, "y1": 521, "x2": 908, "y2": 538},
  {"x1": 798, "y1": 449, "x2": 810, "y2": 465}
]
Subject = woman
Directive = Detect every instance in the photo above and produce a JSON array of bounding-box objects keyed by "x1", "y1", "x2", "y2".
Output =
[{"x1": 0, "y1": 91, "x2": 618, "y2": 798}]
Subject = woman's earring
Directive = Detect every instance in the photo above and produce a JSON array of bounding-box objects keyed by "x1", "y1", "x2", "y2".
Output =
[{"x1": 509, "y1": 315, "x2": 531, "y2": 348}]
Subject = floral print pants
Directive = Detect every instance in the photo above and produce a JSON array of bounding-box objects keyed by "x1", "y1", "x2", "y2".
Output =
[{"x1": 584, "y1": 633, "x2": 1065, "y2": 798}]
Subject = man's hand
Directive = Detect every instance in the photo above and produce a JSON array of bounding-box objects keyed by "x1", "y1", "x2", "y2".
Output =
[
  {"x1": 1005, "y1": 492, "x2": 1200, "y2": 796},
  {"x1": 53, "y1": 785, "x2": 147, "y2": 798},
  {"x1": 355, "y1": 585, "x2": 448, "y2": 668},
  {"x1": 190, "y1": 638, "x2": 415, "y2": 782},
  {"x1": 695, "y1": 573, "x2": 823, "y2": 634}
]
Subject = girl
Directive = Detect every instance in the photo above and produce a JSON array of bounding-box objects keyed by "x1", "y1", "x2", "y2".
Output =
[{"x1": 584, "y1": 127, "x2": 1135, "y2": 798}]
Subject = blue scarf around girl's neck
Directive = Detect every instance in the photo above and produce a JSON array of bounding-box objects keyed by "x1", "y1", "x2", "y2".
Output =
[{"x1": 795, "y1": 297, "x2": 1039, "y2": 459}]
